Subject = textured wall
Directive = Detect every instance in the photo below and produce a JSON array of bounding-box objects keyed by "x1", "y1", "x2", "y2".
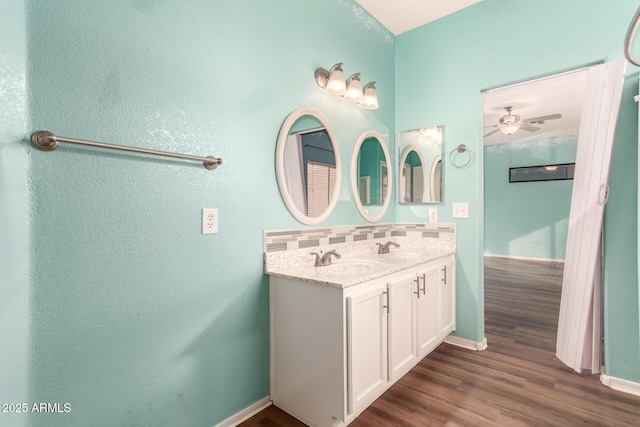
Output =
[
  {"x1": 396, "y1": 0, "x2": 639, "y2": 381},
  {"x1": 484, "y1": 134, "x2": 577, "y2": 260},
  {"x1": 0, "y1": 2, "x2": 29, "y2": 426},
  {"x1": 11, "y1": 1, "x2": 395, "y2": 426}
]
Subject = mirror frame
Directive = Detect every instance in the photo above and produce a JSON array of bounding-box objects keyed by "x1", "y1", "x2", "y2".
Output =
[
  {"x1": 398, "y1": 145, "x2": 427, "y2": 204},
  {"x1": 429, "y1": 155, "x2": 442, "y2": 202},
  {"x1": 351, "y1": 130, "x2": 392, "y2": 222},
  {"x1": 275, "y1": 106, "x2": 342, "y2": 225}
]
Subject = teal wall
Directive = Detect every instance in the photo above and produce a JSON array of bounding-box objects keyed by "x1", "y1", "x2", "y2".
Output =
[
  {"x1": 396, "y1": 0, "x2": 639, "y2": 382},
  {"x1": 0, "y1": 1, "x2": 394, "y2": 426},
  {"x1": 2, "y1": 1, "x2": 640, "y2": 426},
  {"x1": 484, "y1": 134, "x2": 577, "y2": 260},
  {"x1": 0, "y1": 3, "x2": 29, "y2": 427}
]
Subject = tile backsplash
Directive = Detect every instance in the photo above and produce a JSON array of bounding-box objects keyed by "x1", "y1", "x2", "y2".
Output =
[{"x1": 264, "y1": 223, "x2": 455, "y2": 253}]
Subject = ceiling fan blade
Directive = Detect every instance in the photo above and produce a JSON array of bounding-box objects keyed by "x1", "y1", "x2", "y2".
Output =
[
  {"x1": 524, "y1": 113, "x2": 561, "y2": 124},
  {"x1": 520, "y1": 124, "x2": 540, "y2": 132},
  {"x1": 484, "y1": 128, "x2": 501, "y2": 137}
]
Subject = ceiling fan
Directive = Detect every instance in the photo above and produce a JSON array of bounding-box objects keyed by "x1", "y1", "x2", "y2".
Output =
[{"x1": 484, "y1": 106, "x2": 561, "y2": 137}]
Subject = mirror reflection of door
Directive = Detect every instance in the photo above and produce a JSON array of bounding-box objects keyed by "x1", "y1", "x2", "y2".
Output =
[
  {"x1": 380, "y1": 161, "x2": 388, "y2": 203},
  {"x1": 359, "y1": 176, "x2": 370, "y2": 204},
  {"x1": 357, "y1": 137, "x2": 386, "y2": 205},
  {"x1": 284, "y1": 118, "x2": 336, "y2": 218}
]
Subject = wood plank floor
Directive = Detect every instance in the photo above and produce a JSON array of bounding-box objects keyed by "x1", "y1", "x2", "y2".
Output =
[{"x1": 241, "y1": 257, "x2": 640, "y2": 426}]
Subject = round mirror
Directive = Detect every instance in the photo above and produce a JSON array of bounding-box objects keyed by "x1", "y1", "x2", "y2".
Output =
[
  {"x1": 399, "y1": 145, "x2": 427, "y2": 203},
  {"x1": 275, "y1": 107, "x2": 341, "y2": 225},
  {"x1": 351, "y1": 130, "x2": 392, "y2": 222}
]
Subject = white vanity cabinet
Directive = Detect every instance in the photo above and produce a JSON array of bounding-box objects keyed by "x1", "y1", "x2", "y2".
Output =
[
  {"x1": 439, "y1": 258, "x2": 456, "y2": 338},
  {"x1": 346, "y1": 283, "x2": 388, "y2": 414},
  {"x1": 269, "y1": 254, "x2": 456, "y2": 427}
]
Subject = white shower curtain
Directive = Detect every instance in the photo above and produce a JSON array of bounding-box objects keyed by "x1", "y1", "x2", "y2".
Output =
[
  {"x1": 556, "y1": 60, "x2": 626, "y2": 374},
  {"x1": 283, "y1": 134, "x2": 306, "y2": 215}
]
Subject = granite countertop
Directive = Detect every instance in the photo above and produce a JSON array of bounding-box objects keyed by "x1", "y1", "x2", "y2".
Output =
[{"x1": 265, "y1": 237, "x2": 456, "y2": 288}]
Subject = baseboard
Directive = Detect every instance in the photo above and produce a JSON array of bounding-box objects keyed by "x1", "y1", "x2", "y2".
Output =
[
  {"x1": 214, "y1": 396, "x2": 272, "y2": 427},
  {"x1": 444, "y1": 335, "x2": 488, "y2": 351},
  {"x1": 600, "y1": 371, "x2": 640, "y2": 397},
  {"x1": 484, "y1": 254, "x2": 565, "y2": 263}
]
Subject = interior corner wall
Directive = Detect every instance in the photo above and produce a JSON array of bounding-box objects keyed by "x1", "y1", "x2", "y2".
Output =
[
  {"x1": 484, "y1": 134, "x2": 577, "y2": 261},
  {"x1": 0, "y1": 1, "x2": 30, "y2": 424},
  {"x1": 395, "y1": 0, "x2": 640, "y2": 382},
  {"x1": 15, "y1": 1, "x2": 395, "y2": 426}
]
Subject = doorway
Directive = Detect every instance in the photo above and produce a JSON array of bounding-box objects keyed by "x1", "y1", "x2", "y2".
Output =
[{"x1": 482, "y1": 68, "x2": 588, "y2": 352}]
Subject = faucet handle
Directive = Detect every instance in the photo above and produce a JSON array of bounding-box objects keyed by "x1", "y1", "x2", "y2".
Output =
[
  {"x1": 376, "y1": 243, "x2": 384, "y2": 254},
  {"x1": 310, "y1": 252, "x2": 322, "y2": 266}
]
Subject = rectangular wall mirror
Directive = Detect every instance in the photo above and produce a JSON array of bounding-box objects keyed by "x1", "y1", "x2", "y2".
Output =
[{"x1": 398, "y1": 126, "x2": 443, "y2": 204}]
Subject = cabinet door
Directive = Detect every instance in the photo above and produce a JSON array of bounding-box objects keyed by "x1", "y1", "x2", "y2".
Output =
[
  {"x1": 387, "y1": 274, "x2": 417, "y2": 381},
  {"x1": 347, "y1": 285, "x2": 388, "y2": 414},
  {"x1": 439, "y1": 258, "x2": 456, "y2": 338},
  {"x1": 416, "y1": 264, "x2": 440, "y2": 356}
]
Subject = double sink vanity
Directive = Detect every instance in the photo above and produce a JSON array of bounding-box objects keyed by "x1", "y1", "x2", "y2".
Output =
[
  {"x1": 266, "y1": 105, "x2": 455, "y2": 425},
  {"x1": 264, "y1": 224, "x2": 456, "y2": 427}
]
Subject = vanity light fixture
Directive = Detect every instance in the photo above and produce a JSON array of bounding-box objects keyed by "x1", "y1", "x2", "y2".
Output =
[
  {"x1": 315, "y1": 63, "x2": 379, "y2": 110},
  {"x1": 344, "y1": 73, "x2": 363, "y2": 103},
  {"x1": 360, "y1": 82, "x2": 379, "y2": 110},
  {"x1": 315, "y1": 63, "x2": 346, "y2": 96},
  {"x1": 419, "y1": 126, "x2": 440, "y2": 138}
]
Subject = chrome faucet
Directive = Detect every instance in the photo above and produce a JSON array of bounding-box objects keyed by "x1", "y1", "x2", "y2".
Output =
[
  {"x1": 310, "y1": 250, "x2": 342, "y2": 267},
  {"x1": 377, "y1": 241, "x2": 399, "y2": 254}
]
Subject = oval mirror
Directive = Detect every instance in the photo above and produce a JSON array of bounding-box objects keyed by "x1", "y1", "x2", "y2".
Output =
[
  {"x1": 351, "y1": 130, "x2": 392, "y2": 222},
  {"x1": 275, "y1": 107, "x2": 341, "y2": 225},
  {"x1": 398, "y1": 126, "x2": 443, "y2": 203},
  {"x1": 399, "y1": 145, "x2": 427, "y2": 203}
]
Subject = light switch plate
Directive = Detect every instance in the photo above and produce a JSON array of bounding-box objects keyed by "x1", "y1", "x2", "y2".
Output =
[
  {"x1": 429, "y1": 208, "x2": 438, "y2": 223},
  {"x1": 452, "y1": 203, "x2": 469, "y2": 219}
]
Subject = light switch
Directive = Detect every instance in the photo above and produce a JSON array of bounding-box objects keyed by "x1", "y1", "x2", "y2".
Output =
[{"x1": 452, "y1": 203, "x2": 469, "y2": 219}]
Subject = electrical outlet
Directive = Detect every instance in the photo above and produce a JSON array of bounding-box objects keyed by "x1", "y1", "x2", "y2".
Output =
[
  {"x1": 202, "y1": 208, "x2": 218, "y2": 234},
  {"x1": 429, "y1": 208, "x2": 438, "y2": 223}
]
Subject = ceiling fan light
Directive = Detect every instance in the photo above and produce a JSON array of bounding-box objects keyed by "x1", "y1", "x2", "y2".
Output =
[{"x1": 500, "y1": 123, "x2": 521, "y2": 135}]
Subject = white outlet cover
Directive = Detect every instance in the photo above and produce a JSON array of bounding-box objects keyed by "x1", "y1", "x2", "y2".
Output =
[
  {"x1": 429, "y1": 208, "x2": 438, "y2": 223},
  {"x1": 202, "y1": 208, "x2": 218, "y2": 234}
]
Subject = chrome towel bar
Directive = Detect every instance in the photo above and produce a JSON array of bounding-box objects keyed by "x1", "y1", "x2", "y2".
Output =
[{"x1": 31, "y1": 130, "x2": 222, "y2": 170}]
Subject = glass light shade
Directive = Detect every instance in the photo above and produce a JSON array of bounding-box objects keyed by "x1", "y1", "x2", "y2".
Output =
[
  {"x1": 326, "y1": 64, "x2": 346, "y2": 96},
  {"x1": 500, "y1": 123, "x2": 521, "y2": 135},
  {"x1": 360, "y1": 82, "x2": 379, "y2": 110},
  {"x1": 344, "y1": 73, "x2": 363, "y2": 103}
]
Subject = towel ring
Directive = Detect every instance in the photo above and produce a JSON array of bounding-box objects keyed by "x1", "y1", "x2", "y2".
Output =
[{"x1": 449, "y1": 144, "x2": 472, "y2": 168}]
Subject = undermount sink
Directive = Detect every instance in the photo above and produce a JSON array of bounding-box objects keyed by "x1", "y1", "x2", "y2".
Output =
[
  {"x1": 315, "y1": 259, "x2": 385, "y2": 275},
  {"x1": 379, "y1": 250, "x2": 427, "y2": 260}
]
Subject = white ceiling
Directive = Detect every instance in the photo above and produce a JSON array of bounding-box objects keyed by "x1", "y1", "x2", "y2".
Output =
[
  {"x1": 357, "y1": 0, "x2": 481, "y2": 35},
  {"x1": 356, "y1": 0, "x2": 586, "y2": 145},
  {"x1": 482, "y1": 70, "x2": 588, "y2": 145}
]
